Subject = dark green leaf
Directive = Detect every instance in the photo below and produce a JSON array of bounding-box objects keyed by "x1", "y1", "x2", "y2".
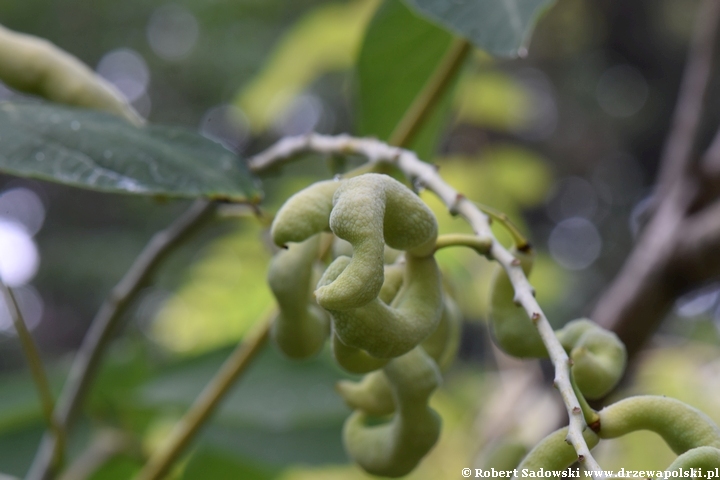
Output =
[
  {"x1": 139, "y1": 346, "x2": 351, "y2": 465},
  {"x1": 0, "y1": 423, "x2": 45, "y2": 477},
  {"x1": 140, "y1": 347, "x2": 349, "y2": 430},
  {"x1": 182, "y1": 449, "x2": 278, "y2": 480},
  {"x1": 201, "y1": 424, "x2": 347, "y2": 466},
  {"x1": 88, "y1": 456, "x2": 142, "y2": 480},
  {"x1": 402, "y1": 0, "x2": 554, "y2": 57},
  {"x1": 356, "y1": 0, "x2": 456, "y2": 160},
  {"x1": 0, "y1": 101, "x2": 261, "y2": 202}
]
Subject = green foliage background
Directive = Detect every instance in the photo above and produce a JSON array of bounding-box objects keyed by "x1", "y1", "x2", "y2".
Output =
[{"x1": 0, "y1": 0, "x2": 719, "y2": 477}]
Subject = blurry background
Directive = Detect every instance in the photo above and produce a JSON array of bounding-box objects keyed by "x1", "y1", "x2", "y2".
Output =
[{"x1": 1, "y1": 0, "x2": 720, "y2": 477}]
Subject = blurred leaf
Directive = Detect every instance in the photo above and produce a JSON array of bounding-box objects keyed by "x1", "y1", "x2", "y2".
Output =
[
  {"x1": 140, "y1": 346, "x2": 350, "y2": 466},
  {"x1": 356, "y1": 0, "x2": 457, "y2": 159},
  {"x1": 141, "y1": 346, "x2": 349, "y2": 430},
  {"x1": 182, "y1": 449, "x2": 279, "y2": 480},
  {"x1": 150, "y1": 224, "x2": 275, "y2": 354},
  {"x1": 0, "y1": 101, "x2": 261, "y2": 202},
  {"x1": 402, "y1": 0, "x2": 554, "y2": 57},
  {"x1": 88, "y1": 456, "x2": 142, "y2": 480},
  {"x1": 0, "y1": 374, "x2": 44, "y2": 434},
  {"x1": 454, "y1": 70, "x2": 532, "y2": 130},
  {"x1": 200, "y1": 424, "x2": 347, "y2": 466},
  {"x1": 236, "y1": 0, "x2": 379, "y2": 132},
  {"x1": 0, "y1": 422, "x2": 45, "y2": 477}
]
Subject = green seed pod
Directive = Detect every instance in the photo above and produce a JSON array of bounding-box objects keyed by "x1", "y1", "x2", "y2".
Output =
[
  {"x1": 318, "y1": 254, "x2": 443, "y2": 358},
  {"x1": 271, "y1": 180, "x2": 340, "y2": 247},
  {"x1": 332, "y1": 332, "x2": 388, "y2": 374},
  {"x1": 556, "y1": 319, "x2": 626, "y2": 400},
  {"x1": 336, "y1": 370, "x2": 395, "y2": 417},
  {"x1": 421, "y1": 295, "x2": 462, "y2": 371},
  {"x1": 0, "y1": 25, "x2": 142, "y2": 125},
  {"x1": 267, "y1": 235, "x2": 330, "y2": 359},
  {"x1": 598, "y1": 396, "x2": 720, "y2": 453},
  {"x1": 343, "y1": 347, "x2": 442, "y2": 478},
  {"x1": 517, "y1": 427, "x2": 599, "y2": 470},
  {"x1": 333, "y1": 237, "x2": 402, "y2": 266},
  {"x1": 316, "y1": 173, "x2": 438, "y2": 310},
  {"x1": 337, "y1": 289, "x2": 460, "y2": 415},
  {"x1": 378, "y1": 262, "x2": 405, "y2": 304},
  {"x1": 489, "y1": 247, "x2": 547, "y2": 358},
  {"x1": 667, "y1": 446, "x2": 720, "y2": 470}
]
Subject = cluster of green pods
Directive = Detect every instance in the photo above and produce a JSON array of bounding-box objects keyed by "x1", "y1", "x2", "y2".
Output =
[
  {"x1": 489, "y1": 249, "x2": 720, "y2": 470},
  {"x1": 489, "y1": 247, "x2": 627, "y2": 400},
  {"x1": 268, "y1": 174, "x2": 461, "y2": 476}
]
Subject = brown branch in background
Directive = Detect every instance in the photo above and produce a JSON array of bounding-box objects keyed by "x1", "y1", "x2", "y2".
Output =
[
  {"x1": 27, "y1": 199, "x2": 216, "y2": 480},
  {"x1": 654, "y1": 0, "x2": 720, "y2": 198},
  {"x1": 592, "y1": 0, "x2": 720, "y2": 360}
]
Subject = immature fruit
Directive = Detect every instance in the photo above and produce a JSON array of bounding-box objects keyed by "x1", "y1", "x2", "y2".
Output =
[
  {"x1": 598, "y1": 396, "x2": 720, "y2": 453},
  {"x1": 332, "y1": 332, "x2": 388, "y2": 374},
  {"x1": 271, "y1": 174, "x2": 438, "y2": 311},
  {"x1": 343, "y1": 347, "x2": 441, "y2": 477},
  {"x1": 336, "y1": 370, "x2": 395, "y2": 416},
  {"x1": 271, "y1": 180, "x2": 340, "y2": 247},
  {"x1": 0, "y1": 25, "x2": 142, "y2": 124},
  {"x1": 667, "y1": 447, "x2": 720, "y2": 470},
  {"x1": 317, "y1": 254, "x2": 442, "y2": 358},
  {"x1": 489, "y1": 247, "x2": 547, "y2": 358},
  {"x1": 518, "y1": 426, "x2": 599, "y2": 470},
  {"x1": 317, "y1": 174, "x2": 438, "y2": 310},
  {"x1": 267, "y1": 235, "x2": 330, "y2": 359},
  {"x1": 337, "y1": 293, "x2": 461, "y2": 415},
  {"x1": 556, "y1": 319, "x2": 626, "y2": 400}
]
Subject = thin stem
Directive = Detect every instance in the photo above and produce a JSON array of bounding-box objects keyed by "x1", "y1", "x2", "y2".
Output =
[
  {"x1": 28, "y1": 199, "x2": 217, "y2": 480},
  {"x1": 0, "y1": 281, "x2": 65, "y2": 468},
  {"x1": 388, "y1": 38, "x2": 471, "y2": 148},
  {"x1": 473, "y1": 201, "x2": 530, "y2": 250},
  {"x1": 247, "y1": 134, "x2": 604, "y2": 474},
  {"x1": 57, "y1": 430, "x2": 137, "y2": 480},
  {"x1": 569, "y1": 370, "x2": 600, "y2": 430},
  {"x1": 434, "y1": 233, "x2": 492, "y2": 254},
  {"x1": 133, "y1": 316, "x2": 272, "y2": 480}
]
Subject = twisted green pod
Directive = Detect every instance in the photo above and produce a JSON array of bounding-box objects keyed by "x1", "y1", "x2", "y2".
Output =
[
  {"x1": 0, "y1": 25, "x2": 142, "y2": 125},
  {"x1": 272, "y1": 174, "x2": 437, "y2": 311},
  {"x1": 333, "y1": 237, "x2": 402, "y2": 266},
  {"x1": 271, "y1": 179, "x2": 340, "y2": 246},
  {"x1": 336, "y1": 294, "x2": 461, "y2": 416},
  {"x1": 267, "y1": 235, "x2": 330, "y2": 359},
  {"x1": 317, "y1": 254, "x2": 442, "y2": 358},
  {"x1": 378, "y1": 262, "x2": 405, "y2": 304},
  {"x1": 343, "y1": 347, "x2": 441, "y2": 478},
  {"x1": 667, "y1": 446, "x2": 720, "y2": 470},
  {"x1": 331, "y1": 262, "x2": 406, "y2": 374},
  {"x1": 556, "y1": 319, "x2": 626, "y2": 400},
  {"x1": 319, "y1": 173, "x2": 437, "y2": 310},
  {"x1": 336, "y1": 368, "x2": 395, "y2": 417},
  {"x1": 597, "y1": 396, "x2": 720, "y2": 452},
  {"x1": 489, "y1": 247, "x2": 547, "y2": 358},
  {"x1": 517, "y1": 427, "x2": 599, "y2": 471},
  {"x1": 421, "y1": 295, "x2": 462, "y2": 371},
  {"x1": 518, "y1": 396, "x2": 720, "y2": 470},
  {"x1": 332, "y1": 332, "x2": 388, "y2": 374}
]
